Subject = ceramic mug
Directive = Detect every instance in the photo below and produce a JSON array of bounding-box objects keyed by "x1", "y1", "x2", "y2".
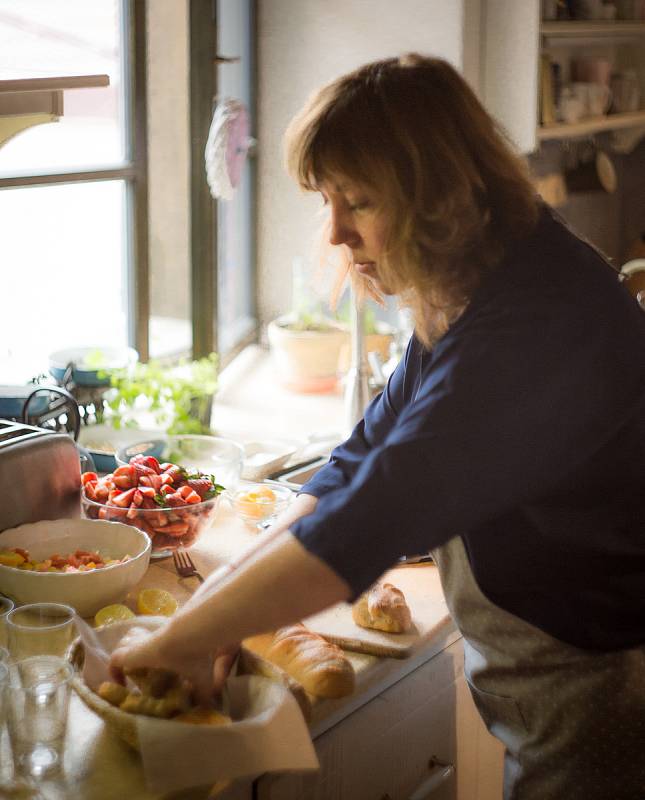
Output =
[
  {"x1": 572, "y1": 57, "x2": 613, "y2": 87},
  {"x1": 571, "y1": 82, "x2": 612, "y2": 117}
]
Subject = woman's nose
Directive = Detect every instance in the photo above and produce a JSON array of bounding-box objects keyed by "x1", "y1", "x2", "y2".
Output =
[{"x1": 329, "y1": 206, "x2": 358, "y2": 247}]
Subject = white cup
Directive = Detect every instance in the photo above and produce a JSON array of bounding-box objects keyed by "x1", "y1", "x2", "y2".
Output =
[{"x1": 588, "y1": 83, "x2": 612, "y2": 115}]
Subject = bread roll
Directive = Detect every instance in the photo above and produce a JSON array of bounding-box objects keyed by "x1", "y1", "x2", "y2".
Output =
[
  {"x1": 352, "y1": 582, "x2": 412, "y2": 633},
  {"x1": 175, "y1": 707, "x2": 231, "y2": 726},
  {"x1": 265, "y1": 623, "x2": 355, "y2": 699}
]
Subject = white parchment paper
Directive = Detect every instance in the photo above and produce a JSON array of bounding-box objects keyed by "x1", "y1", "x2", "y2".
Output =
[{"x1": 74, "y1": 616, "x2": 319, "y2": 793}]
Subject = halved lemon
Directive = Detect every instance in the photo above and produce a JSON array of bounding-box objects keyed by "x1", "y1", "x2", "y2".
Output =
[
  {"x1": 94, "y1": 603, "x2": 135, "y2": 627},
  {"x1": 137, "y1": 588, "x2": 178, "y2": 617}
]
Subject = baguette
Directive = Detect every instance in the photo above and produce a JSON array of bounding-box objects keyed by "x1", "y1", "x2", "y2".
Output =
[
  {"x1": 264, "y1": 623, "x2": 355, "y2": 699},
  {"x1": 352, "y1": 582, "x2": 412, "y2": 633}
]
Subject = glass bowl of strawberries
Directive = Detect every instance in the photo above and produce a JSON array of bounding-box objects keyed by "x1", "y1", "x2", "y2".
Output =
[{"x1": 80, "y1": 453, "x2": 225, "y2": 558}]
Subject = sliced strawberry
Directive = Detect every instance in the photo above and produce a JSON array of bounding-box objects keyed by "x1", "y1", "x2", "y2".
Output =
[
  {"x1": 186, "y1": 478, "x2": 214, "y2": 499},
  {"x1": 81, "y1": 471, "x2": 98, "y2": 486},
  {"x1": 183, "y1": 490, "x2": 202, "y2": 505},
  {"x1": 163, "y1": 465, "x2": 185, "y2": 485},
  {"x1": 141, "y1": 455, "x2": 161, "y2": 473},
  {"x1": 159, "y1": 522, "x2": 190, "y2": 537},
  {"x1": 111, "y1": 488, "x2": 137, "y2": 508},
  {"x1": 163, "y1": 492, "x2": 185, "y2": 508},
  {"x1": 113, "y1": 465, "x2": 136, "y2": 489},
  {"x1": 94, "y1": 484, "x2": 109, "y2": 502},
  {"x1": 132, "y1": 462, "x2": 157, "y2": 481}
]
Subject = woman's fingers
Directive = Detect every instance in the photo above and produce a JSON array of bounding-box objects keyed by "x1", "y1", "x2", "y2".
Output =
[
  {"x1": 212, "y1": 644, "x2": 240, "y2": 694},
  {"x1": 109, "y1": 626, "x2": 158, "y2": 683}
]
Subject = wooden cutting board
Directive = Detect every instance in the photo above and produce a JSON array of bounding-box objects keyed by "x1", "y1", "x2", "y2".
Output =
[{"x1": 304, "y1": 564, "x2": 451, "y2": 659}]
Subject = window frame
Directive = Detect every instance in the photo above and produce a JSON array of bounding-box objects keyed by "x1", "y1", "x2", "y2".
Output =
[{"x1": 190, "y1": 0, "x2": 259, "y2": 366}]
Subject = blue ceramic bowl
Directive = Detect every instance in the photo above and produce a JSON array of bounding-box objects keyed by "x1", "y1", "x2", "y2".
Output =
[{"x1": 48, "y1": 347, "x2": 138, "y2": 387}]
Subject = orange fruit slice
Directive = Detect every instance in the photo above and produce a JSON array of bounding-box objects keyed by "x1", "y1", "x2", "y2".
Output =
[
  {"x1": 94, "y1": 603, "x2": 135, "y2": 627},
  {"x1": 136, "y1": 588, "x2": 178, "y2": 617}
]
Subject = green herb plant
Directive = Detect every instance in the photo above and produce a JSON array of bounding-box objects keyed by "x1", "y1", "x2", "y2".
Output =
[{"x1": 103, "y1": 353, "x2": 218, "y2": 435}]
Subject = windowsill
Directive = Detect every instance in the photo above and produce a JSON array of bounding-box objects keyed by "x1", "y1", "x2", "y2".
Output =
[{"x1": 212, "y1": 344, "x2": 346, "y2": 444}]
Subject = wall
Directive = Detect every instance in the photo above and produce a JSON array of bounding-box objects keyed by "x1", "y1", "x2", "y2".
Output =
[{"x1": 255, "y1": 0, "x2": 471, "y2": 326}]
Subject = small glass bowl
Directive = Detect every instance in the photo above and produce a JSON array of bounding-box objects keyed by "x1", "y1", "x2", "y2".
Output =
[
  {"x1": 81, "y1": 491, "x2": 220, "y2": 558},
  {"x1": 228, "y1": 482, "x2": 293, "y2": 530}
]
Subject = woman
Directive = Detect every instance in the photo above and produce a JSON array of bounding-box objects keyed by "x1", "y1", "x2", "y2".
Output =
[{"x1": 112, "y1": 54, "x2": 645, "y2": 798}]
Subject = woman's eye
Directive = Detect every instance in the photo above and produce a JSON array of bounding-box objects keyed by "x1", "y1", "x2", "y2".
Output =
[{"x1": 348, "y1": 200, "x2": 370, "y2": 212}]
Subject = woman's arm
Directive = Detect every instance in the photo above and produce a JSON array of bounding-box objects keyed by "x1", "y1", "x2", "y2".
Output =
[{"x1": 109, "y1": 529, "x2": 350, "y2": 700}]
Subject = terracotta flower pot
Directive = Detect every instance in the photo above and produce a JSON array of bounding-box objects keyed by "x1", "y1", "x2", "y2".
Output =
[{"x1": 267, "y1": 316, "x2": 350, "y2": 393}]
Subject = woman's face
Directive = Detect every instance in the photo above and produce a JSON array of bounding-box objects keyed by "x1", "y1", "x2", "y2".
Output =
[{"x1": 319, "y1": 176, "x2": 392, "y2": 295}]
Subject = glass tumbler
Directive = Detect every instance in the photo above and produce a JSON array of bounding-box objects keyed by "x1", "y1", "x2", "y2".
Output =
[
  {"x1": 0, "y1": 596, "x2": 14, "y2": 648},
  {"x1": 6, "y1": 656, "x2": 73, "y2": 778},
  {"x1": 6, "y1": 603, "x2": 76, "y2": 661}
]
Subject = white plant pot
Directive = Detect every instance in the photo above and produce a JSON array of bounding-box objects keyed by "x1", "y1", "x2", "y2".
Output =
[{"x1": 267, "y1": 316, "x2": 350, "y2": 393}]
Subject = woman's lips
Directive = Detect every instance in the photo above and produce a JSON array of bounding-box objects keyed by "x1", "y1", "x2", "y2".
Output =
[{"x1": 354, "y1": 261, "x2": 376, "y2": 276}]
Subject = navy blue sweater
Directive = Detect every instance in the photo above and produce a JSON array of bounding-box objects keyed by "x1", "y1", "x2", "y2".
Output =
[{"x1": 292, "y1": 207, "x2": 645, "y2": 651}]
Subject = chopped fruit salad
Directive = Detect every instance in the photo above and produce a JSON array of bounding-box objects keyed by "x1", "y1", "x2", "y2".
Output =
[
  {"x1": 81, "y1": 454, "x2": 225, "y2": 553},
  {"x1": 233, "y1": 486, "x2": 278, "y2": 520},
  {"x1": 0, "y1": 547, "x2": 131, "y2": 573}
]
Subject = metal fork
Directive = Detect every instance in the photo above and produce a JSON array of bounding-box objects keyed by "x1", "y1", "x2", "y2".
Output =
[{"x1": 172, "y1": 548, "x2": 205, "y2": 583}]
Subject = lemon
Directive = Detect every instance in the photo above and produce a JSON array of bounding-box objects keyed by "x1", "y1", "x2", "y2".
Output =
[
  {"x1": 94, "y1": 603, "x2": 136, "y2": 627},
  {"x1": 137, "y1": 588, "x2": 178, "y2": 617}
]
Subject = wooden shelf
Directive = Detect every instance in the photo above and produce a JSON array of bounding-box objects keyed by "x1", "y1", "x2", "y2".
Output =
[
  {"x1": 541, "y1": 20, "x2": 645, "y2": 39},
  {"x1": 538, "y1": 109, "x2": 645, "y2": 140},
  {"x1": 0, "y1": 74, "x2": 110, "y2": 147},
  {"x1": 0, "y1": 75, "x2": 109, "y2": 94}
]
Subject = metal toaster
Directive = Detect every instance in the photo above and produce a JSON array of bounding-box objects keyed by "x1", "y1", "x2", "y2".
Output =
[{"x1": 0, "y1": 420, "x2": 80, "y2": 533}]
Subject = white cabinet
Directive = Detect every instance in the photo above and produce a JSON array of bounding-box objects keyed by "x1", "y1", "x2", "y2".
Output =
[{"x1": 256, "y1": 639, "x2": 503, "y2": 800}]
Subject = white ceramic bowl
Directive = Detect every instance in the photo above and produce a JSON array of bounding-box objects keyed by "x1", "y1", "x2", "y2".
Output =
[
  {"x1": 0, "y1": 519, "x2": 151, "y2": 617},
  {"x1": 241, "y1": 439, "x2": 301, "y2": 482}
]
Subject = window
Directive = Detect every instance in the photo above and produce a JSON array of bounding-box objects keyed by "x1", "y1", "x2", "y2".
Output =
[
  {"x1": 0, "y1": 0, "x2": 148, "y2": 383},
  {"x1": 0, "y1": 0, "x2": 256, "y2": 387}
]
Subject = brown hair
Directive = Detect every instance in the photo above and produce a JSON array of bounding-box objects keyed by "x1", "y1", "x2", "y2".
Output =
[{"x1": 284, "y1": 53, "x2": 539, "y2": 346}]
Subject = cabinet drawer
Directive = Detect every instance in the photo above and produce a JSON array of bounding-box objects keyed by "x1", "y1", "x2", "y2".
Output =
[{"x1": 258, "y1": 642, "x2": 464, "y2": 800}]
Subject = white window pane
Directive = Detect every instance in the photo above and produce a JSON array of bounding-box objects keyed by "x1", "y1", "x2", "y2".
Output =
[
  {"x1": 0, "y1": 181, "x2": 128, "y2": 383},
  {"x1": 0, "y1": 0, "x2": 126, "y2": 176}
]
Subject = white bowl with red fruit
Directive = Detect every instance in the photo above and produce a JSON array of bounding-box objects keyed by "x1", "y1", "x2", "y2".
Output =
[{"x1": 81, "y1": 454, "x2": 225, "y2": 558}]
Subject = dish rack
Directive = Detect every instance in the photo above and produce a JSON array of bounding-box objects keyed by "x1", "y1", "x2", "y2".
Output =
[{"x1": 0, "y1": 383, "x2": 81, "y2": 440}]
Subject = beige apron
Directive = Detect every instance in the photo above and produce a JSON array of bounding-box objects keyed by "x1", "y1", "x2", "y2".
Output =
[{"x1": 432, "y1": 536, "x2": 645, "y2": 800}]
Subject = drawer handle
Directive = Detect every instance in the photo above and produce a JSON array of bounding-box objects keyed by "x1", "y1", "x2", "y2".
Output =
[{"x1": 406, "y1": 757, "x2": 455, "y2": 800}]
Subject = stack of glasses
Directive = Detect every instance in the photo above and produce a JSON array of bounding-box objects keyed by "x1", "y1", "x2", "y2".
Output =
[{"x1": 0, "y1": 599, "x2": 76, "y2": 787}]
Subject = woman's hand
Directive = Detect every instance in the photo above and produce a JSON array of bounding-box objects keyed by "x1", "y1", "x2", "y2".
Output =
[{"x1": 109, "y1": 626, "x2": 239, "y2": 705}]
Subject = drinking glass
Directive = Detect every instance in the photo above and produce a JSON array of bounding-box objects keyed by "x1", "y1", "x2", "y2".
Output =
[
  {"x1": 6, "y1": 656, "x2": 73, "y2": 779},
  {"x1": 6, "y1": 604, "x2": 76, "y2": 660},
  {"x1": 0, "y1": 596, "x2": 14, "y2": 648}
]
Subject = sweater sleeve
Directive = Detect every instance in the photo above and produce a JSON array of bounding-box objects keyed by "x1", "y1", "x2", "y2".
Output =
[
  {"x1": 291, "y1": 298, "x2": 645, "y2": 598},
  {"x1": 298, "y1": 335, "x2": 417, "y2": 498}
]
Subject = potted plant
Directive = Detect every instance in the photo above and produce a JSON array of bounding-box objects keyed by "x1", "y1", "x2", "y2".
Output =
[
  {"x1": 103, "y1": 353, "x2": 219, "y2": 434},
  {"x1": 267, "y1": 309, "x2": 350, "y2": 393}
]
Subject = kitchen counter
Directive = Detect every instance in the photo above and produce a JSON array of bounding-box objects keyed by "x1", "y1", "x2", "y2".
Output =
[{"x1": 0, "y1": 504, "x2": 459, "y2": 800}]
